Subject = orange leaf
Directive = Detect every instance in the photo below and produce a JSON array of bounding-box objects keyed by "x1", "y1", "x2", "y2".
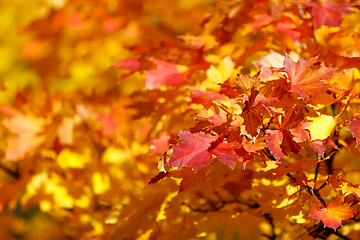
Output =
[
  {"x1": 169, "y1": 167, "x2": 207, "y2": 193},
  {"x1": 265, "y1": 130, "x2": 285, "y2": 161},
  {"x1": 284, "y1": 54, "x2": 337, "y2": 98},
  {"x1": 339, "y1": 183, "x2": 360, "y2": 198},
  {"x1": 309, "y1": 195, "x2": 354, "y2": 231}
]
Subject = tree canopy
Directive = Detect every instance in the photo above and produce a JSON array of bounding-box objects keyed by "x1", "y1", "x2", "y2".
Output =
[{"x1": 2, "y1": 0, "x2": 360, "y2": 239}]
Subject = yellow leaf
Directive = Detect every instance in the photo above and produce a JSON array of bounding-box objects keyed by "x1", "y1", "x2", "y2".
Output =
[
  {"x1": 102, "y1": 147, "x2": 132, "y2": 164},
  {"x1": 314, "y1": 26, "x2": 340, "y2": 45},
  {"x1": 305, "y1": 115, "x2": 337, "y2": 140},
  {"x1": 206, "y1": 56, "x2": 234, "y2": 86},
  {"x1": 92, "y1": 172, "x2": 111, "y2": 195},
  {"x1": 56, "y1": 149, "x2": 91, "y2": 169}
]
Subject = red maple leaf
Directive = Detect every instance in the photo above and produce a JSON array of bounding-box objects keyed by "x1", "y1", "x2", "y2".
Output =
[
  {"x1": 144, "y1": 59, "x2": 188, "y2": 90},
  {"x1": 242, "y1": 108, "x2": 261, "y2": 137},
  {"x1": 234, "y1": 147, "x2": 254, "y2": 168},
  {"x1": 310, "y1": 140, "x2": 326, "y2": 157},
  {"x1": 265, "y1": 130, "x2": 285, "y2": 161},
  {"x1": 289, "y1": 123, "x2": 311, "y2": 143},
  {"x1": 280, "y1": 130, "x2": 301, "y2": 155},
  {"x1": 309, "y1": 195, "x2": 355, "y2": 231},
  {"x1": 167, "y1": 131, "x2": 217, "y2": 171},
  {"x1": 150, "y1": 131, "x2": 171, "y2": 153},
  {"x1": 113, "y1": 58, "x2": 140, "y2": 72},
  {"x1": 210, "y1": 141, "x2": 241, "y2": 168},
  {"x1": 347, "y1": 116, "x2": 360, "y2": 147},
  {"x1": 207, "y1": 112, "x2": 227, "y2": 127},
  {"x1": 283, "y1": 54, "x2": 337, "y2": 98},
  {"x1": 244, "y1": 14, "x2": 273, "y2": 33},
  {"x1": 190, "y1": 89, "x2": 226, "y2": 109},
  {"x1": 308, "y1": 1, "x2": 353, "y2": 29},
  {"x1": 144, "y1": 172, "x2": 168, "y2": 186},
  {"x1": 168, "y1": 131, "x2": 242, "y2": 171},
  {"x1": 275, "y1": 17, "x2": 301, "y2": 41}
]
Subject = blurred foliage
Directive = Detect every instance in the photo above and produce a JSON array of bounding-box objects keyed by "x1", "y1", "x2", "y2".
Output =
[{"x1": 2, "y1": 0, "x2": 360, "y2": 239}]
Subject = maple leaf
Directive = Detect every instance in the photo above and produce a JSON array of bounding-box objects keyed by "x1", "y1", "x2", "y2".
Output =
[
  {"x1": 206, "y1": 111, "x2": 227, "y2": 127},
  {"x1": 347, "y1": 116, "x2": 360, "y2": 147},
  {"x1": 145, "y1": 172, "x2": 168, "y2": 186},
  {"x1": 190, "y1": 89, "x2": 226, "y2": 109},
  {"x1": 168, "y1": 167, "x2": 207, "y2": 193},
  {"x1": 272, "y1": 160, "x2": 318, "y2": 178},
  {"x1": 244, "y1": 14, "x2": 273, "y2": 33},
  {"x1": 308, "y1": 1, "x2": 353, "y2": 29},
  {"x1": 242, "y1": 108, "x2": 261, "y2": 137},
  {"x1": 310, "y1": 140, "x2": 326, "y2": 157},
  {"x1": 339, "y1": 183, "x2": 360, "y2": 198},
  {"x1": 144, "y1": 59, "x2": 188, "y2": 90},
  {"x1": 265, "y1": 130, "x2": 286, "y2": 161},
  {"x1": 289, "y1": 123, "x2": 311, "y2": 143},
  {"x1": 280, "y1": 130, "x2": 301, "y2": 155},
  {"x1": 210, "y1": 141, "x2": 241, "y2": 168},
  {"x1": 236, "y1": 72, "x2": 261, "y2": 93},
  {"x1": 283, "y1": 54, "x2": 337, "y2": 98},
  {"x1": 167, "y1": 131, "x2": 217, "y2": 171},
  {"x1": 280, "y1": 105, "x2": 305, "y2": 130},
  {"x1": 275, "y1": 16, "x2": 301, "y2": 41},
  {"x1": 305, "y1": 114, "x2": 337, "y2": 140},
  {"x1": 309, "y1": 195, "x2": 355, "y2": 231},
  {"x1": 235, "y1": 147, "x2": 255, "y2": 168},
  {"x1": 219, "y1": 83, "x2": 240, "y2": 98},
  {"x1": 113, "y1": 58, "x2": 140, "y2": 73},
  {"x1": 150, "y1": 131, "x2": 171, "y2": 153}
]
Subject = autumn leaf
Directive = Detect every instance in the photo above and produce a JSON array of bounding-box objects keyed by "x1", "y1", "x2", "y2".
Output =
[
  {"x1": 283, "y1": 54, "x2": 337, "y2": 98},
  {"x1": 190, "y1": 89, "x2": 226, "y2": 109},
  {"x1": 244, "y1": 14, "x2": 273, "y2": 33},
  {"x1": 167, "y1": 131, "x2": 217, "y2": 171},
  {"x1": 347, "y1": 116, "x2": 360, "y2": 147},
  {"x1": 265, "y1": 130, "x2": 285, "y2": 161},
  {"x1": 275, "y1": 16, "x2": 301, "y2": 41},
  {"x1": 310, "y1": 140, "x2": 326, "y2": 157},
  {"x1": 272, "y1": 159, "x2": 318, "y2": 178},
  {"x1": 5, "y1": 0, "x2": 360, "y2": 239},
  {"x1": 144, "y1": 59, "x2": 188, "y2": 90},
  {"x1": 280, "y1": 130, "x2": 300, "y2": 155},
  {"x1": 235, "y1": 147, "x2": 255, "y2": 168},
  {"x1": 289, "y1": 123, "x2": 311, "y2": 143},
  {"x1": 305, "y1": 114, "x2": 337, "y2": 140},
  {"x1": 339, "y1": 183, "x2": 360, "y2": 198},
  {"x1": 145, "y1": 172, "x2": 168, "y2": 186},
  {"x1": 206, "y1": 111, "x2": 227, "y2": 127},
  {"x1": 309, "y1": 195, "x2": 354, "y2": 231},
  {"x1": 113, "y1": 58, "x2": 140, "y2": 73},
  {"x1": 242, "y1": 108, "x2": 261, "y2": 137},
  {"x1": 307, "y1": 1, "x2": 353, "y2": 29},
  {"x1": 210, "y1": 141, "x2": 241, "y2": 168},
  {"x1": 168, "y1": 167, "x2": 207, "y2": 193},
  {"x1": 150, "y1": 131, "x2": 171, "y2": 153},
  {"x1": 236, "y1": 72, "x2": 261, "y2": 93}
]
